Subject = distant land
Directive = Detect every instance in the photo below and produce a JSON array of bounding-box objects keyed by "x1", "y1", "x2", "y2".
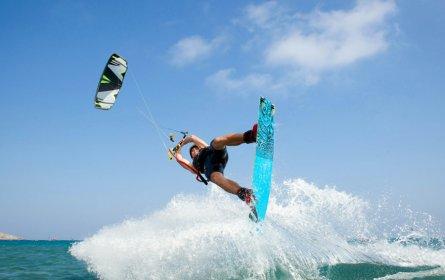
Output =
[{"x1": 0, "y1": 232, "x2": 22, "y2": 240}]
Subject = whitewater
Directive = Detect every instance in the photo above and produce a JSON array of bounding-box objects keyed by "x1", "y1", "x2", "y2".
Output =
[{"x1": 70, "y1": 179, "x2": 445, "y2": 279}]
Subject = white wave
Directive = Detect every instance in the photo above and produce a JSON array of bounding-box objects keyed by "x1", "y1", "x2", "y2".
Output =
[{"x1": 70, "y1": 179, "x2": 445, "y2": 279}]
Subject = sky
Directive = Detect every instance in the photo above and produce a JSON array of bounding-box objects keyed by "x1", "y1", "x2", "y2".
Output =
[{"x1": 0, "y1": 0, "x2": 444, "y2": 240}]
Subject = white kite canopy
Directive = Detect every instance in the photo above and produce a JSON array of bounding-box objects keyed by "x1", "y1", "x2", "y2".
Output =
[{"x1": 94, "y1": 53, "x2": 128, "y2": 110}]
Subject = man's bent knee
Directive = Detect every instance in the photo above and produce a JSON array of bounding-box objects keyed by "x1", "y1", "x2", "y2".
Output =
[{"x1": 211, "y1": 137, "x2": 226, "y2": 150}]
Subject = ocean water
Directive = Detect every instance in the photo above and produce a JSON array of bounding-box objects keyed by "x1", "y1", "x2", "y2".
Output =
[
  {"x1": 0, "y1": 240, "x2": 93, "y2": 279},
  {"x1": 3, "y1": 179, "x2": 445, "y2": 279}
]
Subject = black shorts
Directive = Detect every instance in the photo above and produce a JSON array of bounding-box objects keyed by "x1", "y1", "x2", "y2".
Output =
[{"x1": 203, "y1": 141, "x2": 228, "y2": 180}]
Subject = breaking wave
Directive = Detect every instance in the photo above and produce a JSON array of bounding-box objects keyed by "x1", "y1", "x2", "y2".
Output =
[{"x1": 70, "y1": 179, "x2": 445, "y2": 279}]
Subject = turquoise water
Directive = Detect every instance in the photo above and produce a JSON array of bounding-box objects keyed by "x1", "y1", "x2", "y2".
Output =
[
  {"x1": 1, "y1": 240, "x2": 444, "y2": 279},
  {"x1": 0, "y1": 240, "x2": 95, "y2": 279}
]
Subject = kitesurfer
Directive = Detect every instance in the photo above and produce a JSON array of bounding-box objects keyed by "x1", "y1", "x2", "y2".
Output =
[{"x1": 173, "y1": 124, "x2": 257, "y2": 208}]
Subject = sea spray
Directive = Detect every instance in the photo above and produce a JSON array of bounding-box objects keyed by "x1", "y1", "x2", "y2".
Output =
[{"x1": 70, "y1": 179, "x2": 445, "y2": 279}]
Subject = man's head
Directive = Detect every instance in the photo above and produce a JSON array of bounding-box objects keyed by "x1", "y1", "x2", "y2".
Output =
[{"x1": 189, "y1": 145, "x2": 200, "y2": 159}]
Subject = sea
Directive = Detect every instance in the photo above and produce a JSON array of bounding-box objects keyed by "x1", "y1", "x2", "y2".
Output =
[{"x1": 1, "y1": 179, "x2": 445, "y2": 279}]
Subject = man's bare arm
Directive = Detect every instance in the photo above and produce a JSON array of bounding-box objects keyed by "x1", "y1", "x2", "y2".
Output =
[
  {"x1": 175, "y1": 153, "x2": 192, "y2": 168},
  {"x1": 170, "y1": 134, "x2": 207, "y2": 175},
  {"x1": 175, "y1": 151, "x2": 200, "y2": 175},
  {"x1": 180, "y1": 135, "x2": 208, "y2": 149}
]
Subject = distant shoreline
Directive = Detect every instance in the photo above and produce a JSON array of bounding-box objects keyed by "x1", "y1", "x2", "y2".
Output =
[
  {"x1": 0, "y1": 232, "x2": 22, "y2": 240},
  {"x1": 0, "y1": 238, "x2": 82, "y2": 242}
]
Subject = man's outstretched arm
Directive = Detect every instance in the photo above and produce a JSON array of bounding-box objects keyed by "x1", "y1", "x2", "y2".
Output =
[{"x1": 180, "y1": 134, "x2": 208, "y2": 149}]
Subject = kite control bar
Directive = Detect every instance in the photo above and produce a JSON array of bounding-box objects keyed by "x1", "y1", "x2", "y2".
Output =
[
  {"x1": 168, "y1": 131, "x2": 189, "y2": 143},
  {"x1": 168, "y1": 132, "x2": 188, "y2": 160}
]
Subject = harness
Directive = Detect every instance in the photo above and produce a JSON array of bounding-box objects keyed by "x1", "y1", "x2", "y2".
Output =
[
  {"x1": 176, "y1": 157, "x2": 208, "y2": 185},
  {"x1": 192, "y1": 147, "x2": 211, "y2": 174}
]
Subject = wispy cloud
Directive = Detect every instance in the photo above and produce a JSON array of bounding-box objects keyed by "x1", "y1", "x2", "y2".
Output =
[
  {"x1": 208, "y1": 0, "x2": 397, "y2": 94},
  {"x1": 265, "y1": 1, "x2": 396, "y2": 71},
  {"x1": 244, "y1": 1, "x2": 280, "y2": 29},
  {"x1": 206, "y1": 69, "x2": 274, "y2": 95},
  {"x1": 206, "y1": 68, "x2": 308, "y2": 95},
  {"x1": 169, "y1": 35, "x2": 225, "y2": 67}
]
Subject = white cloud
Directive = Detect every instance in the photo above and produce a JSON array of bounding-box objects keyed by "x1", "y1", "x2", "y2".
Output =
[
  {"x1": 169, "y1": 35, "x2": 225, "y2": 67},
  {"x1": 208, "y1": 1, "x2": 396, "y2": 94},
  {"x1": 244, "y1": 1, "x2": 278, "y2": 28},
  {"x1": 205, "y1": 68, "x2": 311, "y2": 95},
  {"x1": 265, "y1": 1, "x2": 396, "y2": 71},
  {"x1": 206, "y1": 69, "x2": 275, "y2": 95}
]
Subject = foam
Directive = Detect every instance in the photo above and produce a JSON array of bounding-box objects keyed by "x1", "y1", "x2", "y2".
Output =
[{"x1": 70, "y1": 179, "x2": 445, "y2": 279}]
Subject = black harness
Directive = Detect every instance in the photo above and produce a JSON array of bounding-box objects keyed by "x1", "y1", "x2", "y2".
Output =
[{"x1": 192, "y1": 146, "x2": 211, "y2": 174}]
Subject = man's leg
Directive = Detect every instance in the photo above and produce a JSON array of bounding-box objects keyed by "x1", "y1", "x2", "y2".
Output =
[
  {"x1": 210, "y1": 172, "x2": 241, "y2": 194},
  {"x1": 212, "y1": 124, "x2": 257, "y2": 150},
  {"x1": 210, "y1": 172, "x2": 255, "y2": 204},
  {"x1": 211, "y1": 133, "x2": 244, "y2": 150}
]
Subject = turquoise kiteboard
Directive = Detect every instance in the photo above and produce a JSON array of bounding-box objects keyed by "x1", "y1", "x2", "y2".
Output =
[{"x1": 251, "y1": 97, "x2": 275, "y2": 222}]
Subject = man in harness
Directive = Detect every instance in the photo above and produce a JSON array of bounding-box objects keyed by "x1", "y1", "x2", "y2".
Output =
[{"x1": 172, "y1": 124, "x2": 258, "y2": 209}]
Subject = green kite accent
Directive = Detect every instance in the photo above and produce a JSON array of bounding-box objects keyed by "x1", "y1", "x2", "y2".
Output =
[{"x1": 100, "y1": 75, "x2": 111, "y2": 84}]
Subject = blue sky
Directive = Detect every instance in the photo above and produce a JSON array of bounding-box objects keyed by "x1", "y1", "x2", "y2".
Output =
[{"x1": 0, "y1": 0, "x2": 444, "y2": 240}]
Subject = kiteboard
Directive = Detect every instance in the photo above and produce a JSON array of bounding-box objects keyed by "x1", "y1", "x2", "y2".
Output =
[{"x1": 251, "y1": 97, "x2": 275, "y2": 222}]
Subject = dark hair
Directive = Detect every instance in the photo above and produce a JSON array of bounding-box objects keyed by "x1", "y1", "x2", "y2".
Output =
[{"x1": 189, "y1": 145, "x2": 199, "y2": 158}]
